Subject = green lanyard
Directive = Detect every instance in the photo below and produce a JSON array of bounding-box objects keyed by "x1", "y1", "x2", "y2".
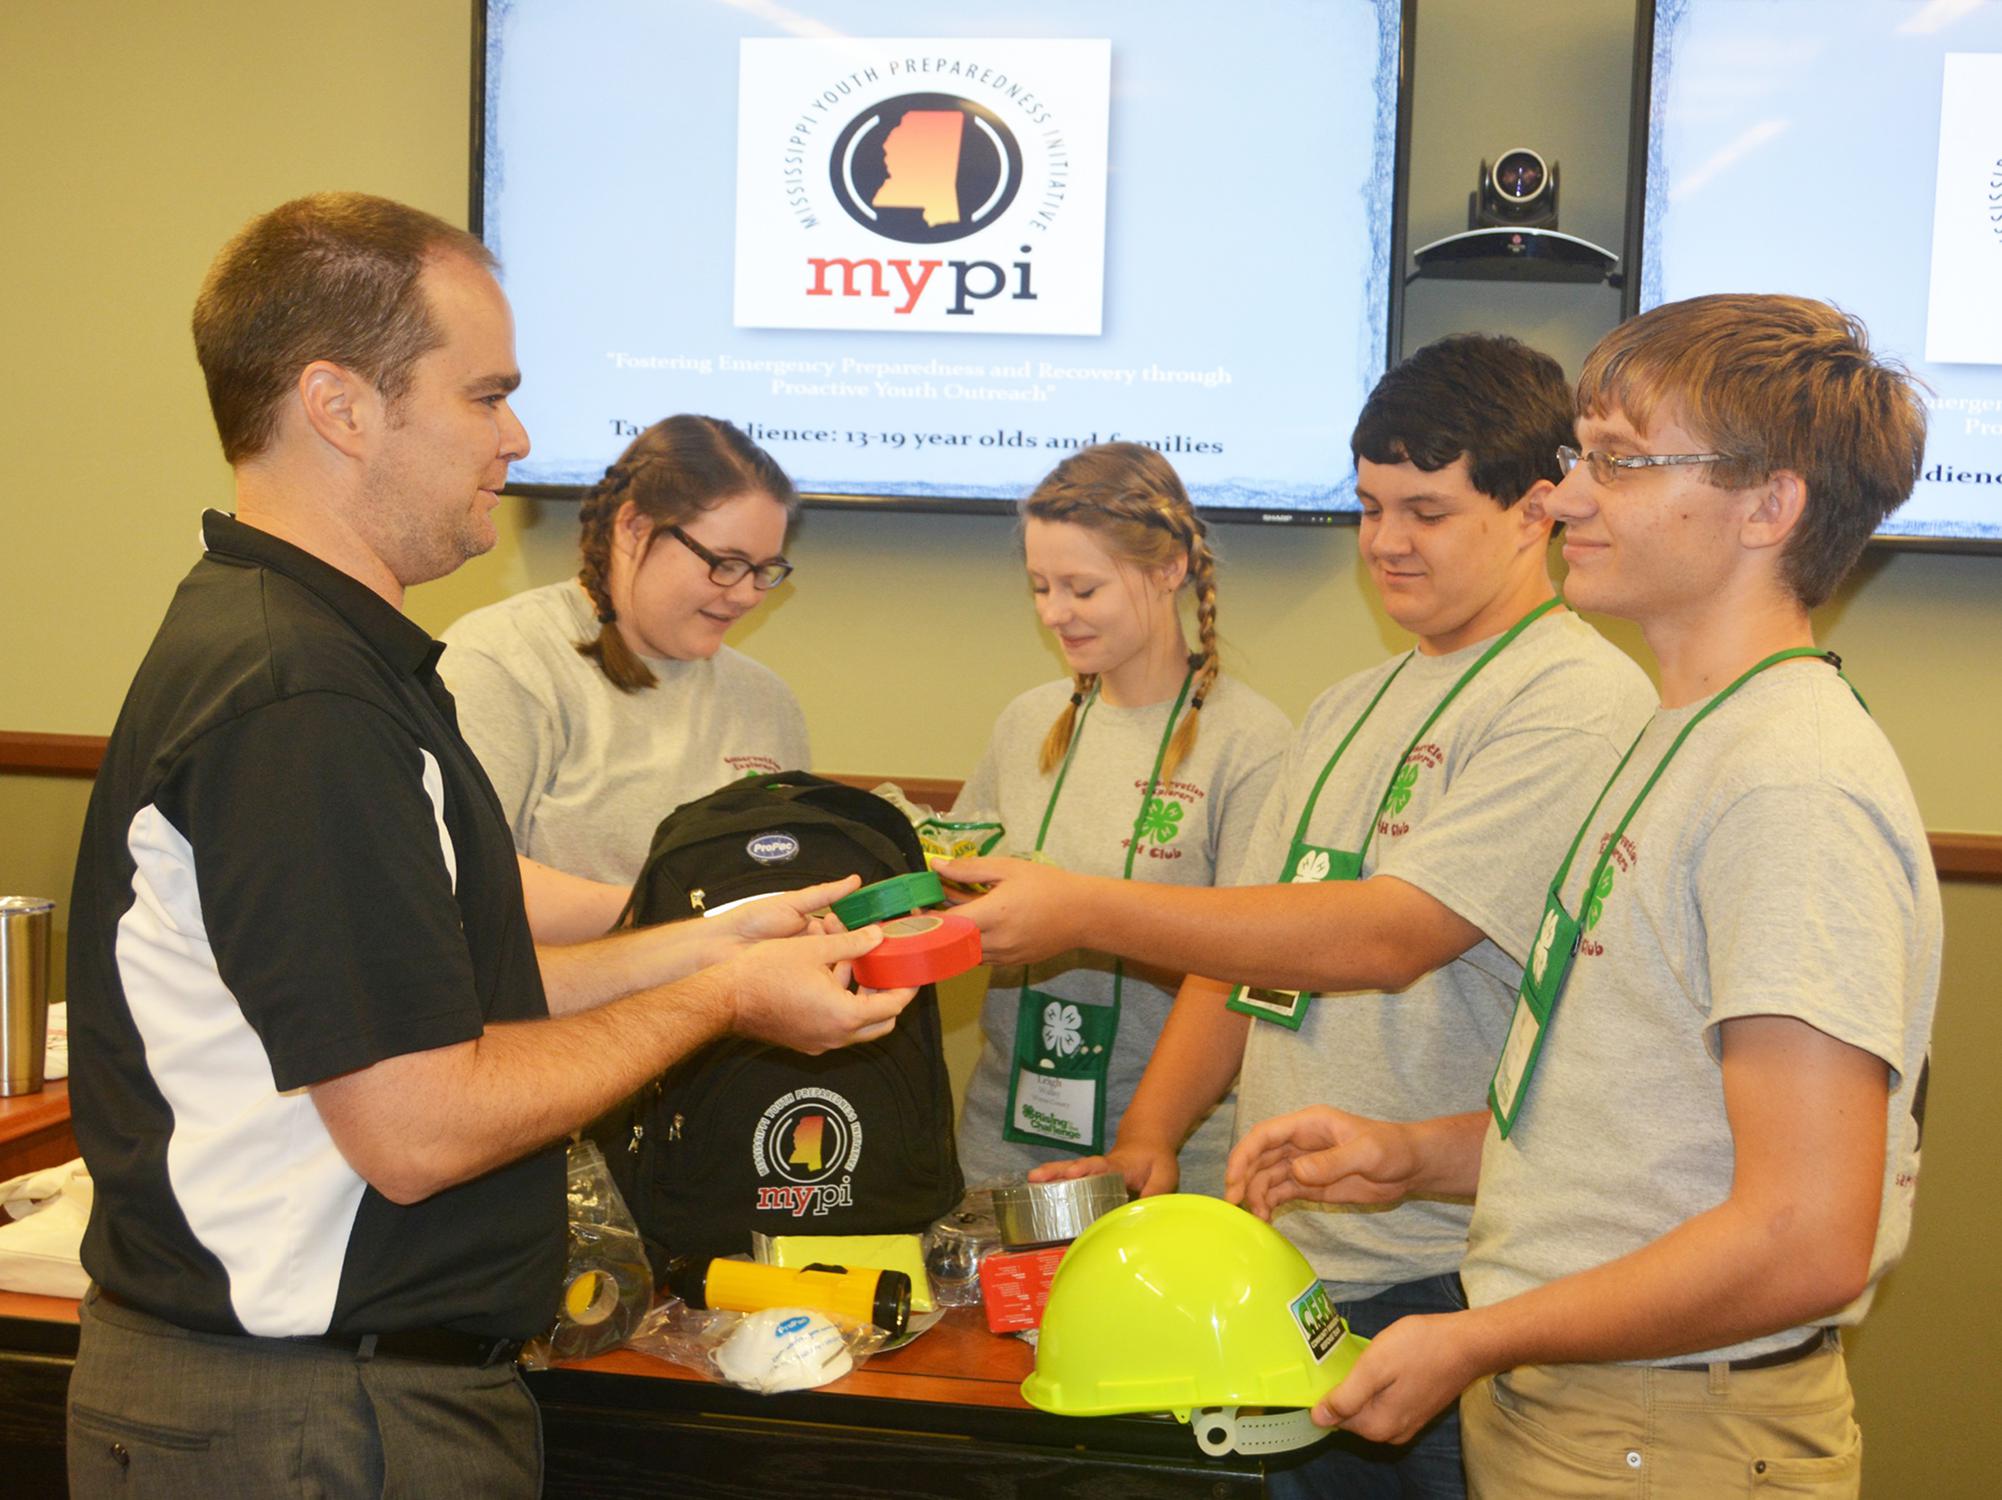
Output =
[
  {"x1": 1488, "y1": 646, "x2": 1851, "y2": 1136},
  {"x1": 1288, "y1": 595, "x2": 1563, "y2": 867},
  {"x1": 1549, "y1": 647, "x2": 1844, "y2": 918},
  {"x1": 1032, "y1": 666, "x2": 1199, "y2": 1010}
]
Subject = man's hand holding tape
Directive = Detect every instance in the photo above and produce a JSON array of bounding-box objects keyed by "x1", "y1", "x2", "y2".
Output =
[{"x1": 532, "y1": 875, "x2": 866, "y2": 1017}]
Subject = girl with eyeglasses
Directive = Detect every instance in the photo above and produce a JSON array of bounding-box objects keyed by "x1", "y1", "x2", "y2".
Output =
[
  {"x1": 948, "y1": 442, "x2": 1290, "y2": 1195},
  {"x1": 440, "y1": 415, "x2": 808, "y2": 893}
]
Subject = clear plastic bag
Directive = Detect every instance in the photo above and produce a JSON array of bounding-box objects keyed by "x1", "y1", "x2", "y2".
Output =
[
  {"x1": 626, "y1": 1297, "x2": 891, "y2": 1393},
  {"x1": 519, "y1": 1140, "x2": 654, "y2": 1369},
  {"x1": 869, "y1": 783, "x2": 1005, "y2": 869},
  {"x1": 915, "y1": 815, "x2": 1005, "y2": 864},
  {"x1": 923, "y1": 1188, "x2": 1001, "y2": 1308}
]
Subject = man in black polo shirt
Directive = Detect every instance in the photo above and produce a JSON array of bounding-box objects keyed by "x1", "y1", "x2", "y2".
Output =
[{"x1": 63, "y1": 193, "x2": 913, "y2": 1498}]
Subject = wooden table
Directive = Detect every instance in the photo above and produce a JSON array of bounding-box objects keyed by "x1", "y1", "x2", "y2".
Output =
[
  {"x1": 0, "y1": 1291, "x2": 1273, "y2": 1497},
  {"x1": 0, "y1": 1084, "x2": 1273, "y2": 1493},
  {"x1": 0, "y1": 1079, "x2": 74, "y2": 1181}
]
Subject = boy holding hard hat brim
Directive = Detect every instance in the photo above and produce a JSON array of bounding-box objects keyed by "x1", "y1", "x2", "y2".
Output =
[
  {"x1": 946, "y1": 334, "x2": 1656, "y2": 1497},
  {"x1": 1227, "y1": 295, "x2": 1942, "y2": 1499}
]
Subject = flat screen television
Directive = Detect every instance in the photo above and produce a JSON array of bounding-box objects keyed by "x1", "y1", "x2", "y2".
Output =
[
  {"x1": 474, "y1": 0, "x2": 1413, "y2": 523},
  {"x1": 1629, "y1": 0, "x2": 2002, "y2": 549}
]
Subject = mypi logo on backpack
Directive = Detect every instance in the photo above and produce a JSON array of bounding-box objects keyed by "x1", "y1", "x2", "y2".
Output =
[
  {"x1": 747, "y1": 832, "x2": 801, "y2": 864},
  {"x1": 752, "y1": 1086, "x2": 864, "y2": 1217}
]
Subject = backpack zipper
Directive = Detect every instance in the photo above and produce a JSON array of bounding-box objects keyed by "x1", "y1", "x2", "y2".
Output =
[{"x1": 626, "y1": 1082, "x2": 674, "y2": 1154}]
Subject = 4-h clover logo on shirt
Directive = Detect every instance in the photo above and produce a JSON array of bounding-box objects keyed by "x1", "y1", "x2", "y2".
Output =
[
  {"x1": 1584, "y1": 865, "x2": 1616, "y2": 931},
  {"x1": 1531, "y1": 908, "x2": 1560, "y2": 985},
  {"x1": 1042, "y1": 1000, "x2": 1084, "y2": 1056},
  {"x1": 1138, "y1": 796, "x2": 1184, "y2": 844},
  {"x1": 1384, "y1": 762, "x2": 1420, "y2": 815},
  {"x1": 1293, "y1": 848, "x2": 1332, "y2": 883}
]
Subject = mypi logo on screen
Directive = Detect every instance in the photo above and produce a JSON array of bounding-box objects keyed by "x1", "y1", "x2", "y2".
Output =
[
  {"x1": 829, "y1": 93, "x2": 1023, "y2": 243},
  {"x1": 734, "y1": 37, "x2": 1110, "y2": 337}
]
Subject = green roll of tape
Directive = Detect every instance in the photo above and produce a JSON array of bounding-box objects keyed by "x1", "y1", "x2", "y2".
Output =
[{"x1": 832, "y1": 870, "x2": 945, "y2": 928}]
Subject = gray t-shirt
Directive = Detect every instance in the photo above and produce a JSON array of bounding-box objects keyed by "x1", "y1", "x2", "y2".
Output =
[
  {"x1": 438, "y1": 581, "x2": 810, "y2": 885},
  {"x1": 1464, "y1": 662, "x2": 1942, "y2": 1363},
  {"x1": 952, "y1": 674, "x2": 1290, "y2": 1193},
  {"x1": 1234, "y1": 609, "x2": 1657, "y2": 1299}
]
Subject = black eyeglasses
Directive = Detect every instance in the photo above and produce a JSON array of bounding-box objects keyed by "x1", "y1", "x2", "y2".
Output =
[
  {"x1": 664, "y1": 526, "x2": 794, "y2": 589},
  {"x1": 1556, "y1": 445, "x2": 1741, "y2": 485}
]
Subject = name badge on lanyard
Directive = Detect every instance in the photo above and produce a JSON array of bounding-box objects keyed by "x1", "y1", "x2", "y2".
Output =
[
  {"x1": 1488, "y1": 646, "x2": 1851, "y2": 1137},
  {"x1": 1003, "y1": 668, "x2": 1197, "y2": 1155},
  {"x1": 1006, "y1": 985, "x2": 1119, "y2": 1149},
  {"x1": 1488, "y1": 887, "x2": 1580, "y2": 1135},
  {"x1": 1224, "y1": 839, "x2": 1359, "y2": 1030}
]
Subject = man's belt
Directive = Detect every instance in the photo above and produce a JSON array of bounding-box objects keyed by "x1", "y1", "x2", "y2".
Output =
[
  {"x1": 1663, "y1": 1327, "x2": 1835, "y2": 1374},
  {"x1": 312, "y1": 1328, "x2": 525, "y2": 1367},
  {"x1": 93, "y1": 1286, "x2": 524, "y2": 1367}
]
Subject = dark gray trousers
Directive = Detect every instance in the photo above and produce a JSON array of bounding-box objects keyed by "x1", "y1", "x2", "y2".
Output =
[{"x1": 67, "y1": 1288, "x2": 542, "y2": 1498}]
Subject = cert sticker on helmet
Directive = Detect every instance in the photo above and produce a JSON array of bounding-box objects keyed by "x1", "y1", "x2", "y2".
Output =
[{"x1": 1289, "y1": 1279, "x2": 1344, "y2": 1363}]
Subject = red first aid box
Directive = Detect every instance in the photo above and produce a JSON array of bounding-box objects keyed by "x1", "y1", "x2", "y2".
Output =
[{"x1": 980, "y1": 1244, "x2": 1069, "y2": 1333}]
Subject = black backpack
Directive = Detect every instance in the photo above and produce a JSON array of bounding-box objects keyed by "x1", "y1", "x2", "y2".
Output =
[{"x1": 590, "y1": 772, "x2": 964, "y2": 1267}]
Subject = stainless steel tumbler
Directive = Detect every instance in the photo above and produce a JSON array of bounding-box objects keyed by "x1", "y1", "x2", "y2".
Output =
[{"x1": 0, "y1": 896, "x2": 53, "y2": 1097}]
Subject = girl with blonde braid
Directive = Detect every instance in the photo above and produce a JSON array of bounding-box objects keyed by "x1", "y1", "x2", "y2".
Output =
[
  {"x1": 951, "y1": 443, "x2": 1290, "y2": 1193},
  {"x1": 440, "y1": 415, "x2": 808, "y2": 891}
]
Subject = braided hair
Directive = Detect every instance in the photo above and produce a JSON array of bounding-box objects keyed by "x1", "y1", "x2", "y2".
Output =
[
  {"x1": 1022, "y1": 442, "x2": 1221, "y2": 779},
  {"x1": 573, "y1": 416, "x2": 798, "y2": 691}
]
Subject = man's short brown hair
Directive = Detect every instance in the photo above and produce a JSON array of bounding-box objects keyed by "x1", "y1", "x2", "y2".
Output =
[
  {"x1": 1577, "y1": 294, "x2": 1928, "y2": 608},
  {"x1": 191, "y1": 192, "x2": 495, "y2": 464}
]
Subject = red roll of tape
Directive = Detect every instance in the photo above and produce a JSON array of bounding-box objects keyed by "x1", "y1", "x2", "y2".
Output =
[{"x1": 852, "y1": 912, "x2": 983, "y2": 988}]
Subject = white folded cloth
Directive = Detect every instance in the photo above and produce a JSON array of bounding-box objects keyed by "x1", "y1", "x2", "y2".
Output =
[{"x1": 0, "y1": 1157, "x2": 91, "y2": 1297}]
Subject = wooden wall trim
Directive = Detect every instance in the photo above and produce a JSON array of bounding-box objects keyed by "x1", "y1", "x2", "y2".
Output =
[
  {"x1": 821, "y1": 772, "x2": 965, "y2": 812},
  {"x1": 0, "y1": 731, "x2": 106, "y2": 777},
  {"x1": 1927, "y1": 832, "x2": 2002, "y2": 881},
  {"x1": 5, "y1": 735, "x2": 1997, "y2": 880}
]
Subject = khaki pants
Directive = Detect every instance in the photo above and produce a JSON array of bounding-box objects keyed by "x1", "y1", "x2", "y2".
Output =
[{"x1": 1461, "y1": 1339, "x2": 1860, "y2": 1498}]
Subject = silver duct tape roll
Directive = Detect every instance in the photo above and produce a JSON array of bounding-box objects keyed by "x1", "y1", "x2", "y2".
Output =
[
  {"x1": 990, "y1": 1173, "x2": 1129, "y2": 1247},
  {"x1": 925, "y1": 1189, "x2": 1003, "y2": 1307}
]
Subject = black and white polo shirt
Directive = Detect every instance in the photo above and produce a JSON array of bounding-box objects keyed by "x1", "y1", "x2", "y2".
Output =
[{"x1": 68, "y1": 512, "x2": 563, "y2": 1341}]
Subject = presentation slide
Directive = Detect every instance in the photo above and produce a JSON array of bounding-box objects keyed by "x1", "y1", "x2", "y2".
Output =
[
  {"x1": 1643, "y1": 0, "x2": 2002, "y2": 543},
  {"x1": 480, "y1": 0, "x2": 1405, "y2": 517}
]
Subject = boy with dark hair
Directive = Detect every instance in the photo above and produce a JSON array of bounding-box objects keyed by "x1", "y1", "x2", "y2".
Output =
[
  {"x1": 948, "y1": 333, "x2": 1655, "y2": 1496},
  {"x1": 1351, "y1": 331, "x2": 1579, "y2": 508},
  {"x1": 1229, "y1": 296, "x2": 1939, "y2": 1500}
]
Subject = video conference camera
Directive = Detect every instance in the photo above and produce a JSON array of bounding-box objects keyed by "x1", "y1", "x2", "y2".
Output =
[
  {"x1": 1475, "y1": 148, "x2": 1560, "y2": 230},
  {"x1": 1412, "y1": 145, "x2": 1616, "y2": 284}
]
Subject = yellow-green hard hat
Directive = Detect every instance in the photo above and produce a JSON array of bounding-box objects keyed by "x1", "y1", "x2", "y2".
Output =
[{"x1": 1020, "y1": 1194, "x2": 1368, "y2": 1456}]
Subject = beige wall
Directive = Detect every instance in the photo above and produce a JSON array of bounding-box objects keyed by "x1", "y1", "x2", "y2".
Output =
[{"x1": 3, "y1": 1, "x2": 1997, "y2": 1491}]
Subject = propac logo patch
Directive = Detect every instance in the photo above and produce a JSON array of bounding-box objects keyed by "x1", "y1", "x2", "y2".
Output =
[
  {"x1": 753, "y1": 1086, "x2": 863, "y2": 1218},
  {"x1": 829, "y1": 93, "x2": 1022, "y2": 243},
  {"x1": 734, "y1": 38, "x2": 1110, "y2": 335},
  {"x1": 747, "y1": 832, "x2": 800, "y2": 865}
]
